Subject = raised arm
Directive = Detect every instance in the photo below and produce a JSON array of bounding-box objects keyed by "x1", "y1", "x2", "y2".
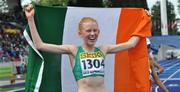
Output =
[
  {"x1": 25, "y1": 4, "x2": 76, "y2": 55},
  {"x1": 100, "y1": 36, "x2": 140, "y2": 54}
]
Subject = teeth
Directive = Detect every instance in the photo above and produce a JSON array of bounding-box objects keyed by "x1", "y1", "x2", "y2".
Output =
[
  {"x1": 88, "y1": 36, "x2": 96, "y2": 40},
  {"x1": 89, "y1": 38, "x2": 95, "y2": 40}
]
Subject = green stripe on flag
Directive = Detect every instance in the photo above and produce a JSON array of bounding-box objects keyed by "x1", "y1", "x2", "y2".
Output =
[{"x1": 25, "y1": 5, "x2": 67, "y2": 92}]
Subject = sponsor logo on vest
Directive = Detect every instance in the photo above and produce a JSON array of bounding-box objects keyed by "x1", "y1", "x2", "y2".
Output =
[{"x1": 80, "y1": 51, "x2": 103, "y2": 59}]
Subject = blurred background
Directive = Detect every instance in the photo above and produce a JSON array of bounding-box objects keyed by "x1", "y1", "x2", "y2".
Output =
[{"x1": 0, "y1": 0, "x2": 180, "y2": 92}]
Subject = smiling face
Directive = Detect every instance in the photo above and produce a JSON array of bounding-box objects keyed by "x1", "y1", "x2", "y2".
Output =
[{"x1": 78, "y1": 17, "x2": 100, "y2": 47}]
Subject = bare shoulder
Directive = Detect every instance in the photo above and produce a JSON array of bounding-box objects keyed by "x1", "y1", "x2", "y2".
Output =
[
  {"x1": 64, "y1": 44, "x2": 77, "y2": 55},
  {"x1": 99, "y1": 44, "x2": 111, "y2": 55}
]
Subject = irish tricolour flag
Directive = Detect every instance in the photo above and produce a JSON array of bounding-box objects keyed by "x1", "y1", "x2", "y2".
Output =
[{"x1": 24, "y1": 5, "x2": 151, "y2": 92}]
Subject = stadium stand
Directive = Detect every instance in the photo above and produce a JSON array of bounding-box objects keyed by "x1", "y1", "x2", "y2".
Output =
[
  {"x1": 0, "y1": 11, "x2": 28, "y2": 74},
  {"x1": 149, "y1": 35, "x2": 180, "y2": 49},
  {"x1": 149, "y1": 36, "x2": 180, "y2": 60}
]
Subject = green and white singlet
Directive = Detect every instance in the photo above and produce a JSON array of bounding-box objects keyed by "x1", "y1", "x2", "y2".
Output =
[{"x1": 73, "y1": 46, "x2": 105, "y2": 81}]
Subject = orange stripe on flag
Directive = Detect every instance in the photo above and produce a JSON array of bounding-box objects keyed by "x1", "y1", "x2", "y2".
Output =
[{"x1": 114, "y1": 8, "x2": 151, "y2": 92}]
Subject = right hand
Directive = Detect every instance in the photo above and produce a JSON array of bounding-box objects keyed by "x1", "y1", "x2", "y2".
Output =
[{"x1": 25, "y1": 4, "x2": 34, "y2": 19}]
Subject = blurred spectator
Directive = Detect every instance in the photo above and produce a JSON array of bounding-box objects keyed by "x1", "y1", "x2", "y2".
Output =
[
  {"x1": 0, "y1": 10, "x2": 28, "y2": 65},
  {"x1": 0, "y1": 11, "x2": 26, "y2": 27},
  {"x1": 10, "y1": 61, "x2": 17, "y2": 84}
]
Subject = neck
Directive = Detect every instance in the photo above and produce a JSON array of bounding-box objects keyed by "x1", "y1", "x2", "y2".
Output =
[{"x1": 83, "y1": 44, "x2": 94, "y2": 52}]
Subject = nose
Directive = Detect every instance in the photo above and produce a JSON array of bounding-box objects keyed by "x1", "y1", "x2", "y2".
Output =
[{"x1": 90, "y1": 30, "x2": 95, "y2": 35}]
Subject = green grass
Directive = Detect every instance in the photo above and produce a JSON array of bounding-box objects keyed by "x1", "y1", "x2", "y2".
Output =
[
  {"x1": 0, "y1": 87, "x2": 24, "y2": 92},
  {"x1": 0, "y1": 65, "x2": 25, "y2": 92},
  {"x1": 0, "y1": 66, "x2": 12, "y2": 79}
]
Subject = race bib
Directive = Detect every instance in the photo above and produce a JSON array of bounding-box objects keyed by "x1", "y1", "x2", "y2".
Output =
[{"x1": 80, "y1": 58, "x2": 104, "y2": 76}]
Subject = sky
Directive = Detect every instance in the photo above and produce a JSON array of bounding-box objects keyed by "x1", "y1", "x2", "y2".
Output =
[{"x1": 147, "y1": 0, "x2": 180, "y2": 18}]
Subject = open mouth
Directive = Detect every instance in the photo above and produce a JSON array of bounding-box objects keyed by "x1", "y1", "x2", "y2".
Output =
[
  {"x1": 88, "y1": 37, "x2": 96, "y2": 41},
  {"x1": 87, "y1": 35, "x2": 98, "y2": 43}
]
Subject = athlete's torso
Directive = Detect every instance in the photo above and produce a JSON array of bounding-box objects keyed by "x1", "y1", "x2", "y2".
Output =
[
  {"x1": 73, "y1": 46, "x2": 105, "y2": 81},
  {"x1": 69, "y1": 46, "x2": 107, "y2": 92}
]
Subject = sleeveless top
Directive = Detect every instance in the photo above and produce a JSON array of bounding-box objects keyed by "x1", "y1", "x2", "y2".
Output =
[{"x1": 73, "y1": 46, "x2": 105, "y2": 81}]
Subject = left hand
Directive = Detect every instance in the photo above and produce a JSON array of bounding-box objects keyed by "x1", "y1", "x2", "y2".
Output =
[{"x1": 144, "y1": 9, "x2": 151, "y2": 16}]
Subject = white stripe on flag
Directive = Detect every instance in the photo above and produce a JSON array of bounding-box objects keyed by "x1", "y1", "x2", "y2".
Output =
[
  {"x1": 23, "y1": 30, "x2": 44, "y2": 92},
  {"x1": 61, "y1": 7, "x2": 121, "y2": 92}
]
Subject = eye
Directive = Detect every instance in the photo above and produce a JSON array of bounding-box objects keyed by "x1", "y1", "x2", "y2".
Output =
[
  {"x1": 86, "y1": 29, "x2": 91, "y2": 33},
  {"x1": 85, "y1": 29, "x2": 99, "y2": 33},
  {"x1": 93, "y1": 29, "x2": 99, "y2": 33}
]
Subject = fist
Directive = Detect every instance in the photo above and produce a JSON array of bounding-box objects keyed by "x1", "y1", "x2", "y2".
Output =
[{"x1": 25, "y1": 4, "x2": 34, "y2": 19}]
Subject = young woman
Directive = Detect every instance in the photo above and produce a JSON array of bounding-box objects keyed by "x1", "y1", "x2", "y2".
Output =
[
  {"x1": 146, "y1": 38, "x2": 164, "y2": 74},
  {"x1": 25, "y1": 4, "x2": 141, "y2": 92},
  {"x1": 149, "y1": 57, "x2": 169, "y2": 92},
  {"x1": 147, "y1": 39, "x2": 169, "y2": 92}
]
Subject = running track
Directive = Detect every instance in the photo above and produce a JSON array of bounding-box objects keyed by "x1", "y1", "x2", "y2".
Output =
[{"x1": 152, "y1": 59, "x2": 180, "y2": 92}]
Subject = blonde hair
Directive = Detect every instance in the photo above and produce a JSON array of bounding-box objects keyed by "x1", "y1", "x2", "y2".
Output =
[{"x1": 78, "y1": 17, "x2": 98, "y2": 31}]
